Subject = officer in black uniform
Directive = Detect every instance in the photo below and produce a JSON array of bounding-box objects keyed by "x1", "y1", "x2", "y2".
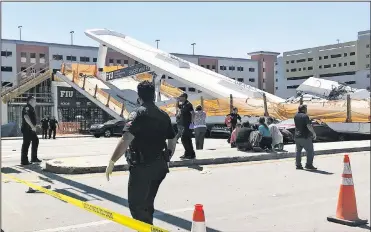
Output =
[
  {"x1": 105, "y1": 80, "x2": 177, "y2": 225},
  {"x1": 21, "y1": 96, "x2": 41, "y2": 165},
  {"x1": 40, "y1": 115, "x2": 49, "y2": 139},
  {"x1": 48, "y1": 116, "x2": 58, "y2": 139}
]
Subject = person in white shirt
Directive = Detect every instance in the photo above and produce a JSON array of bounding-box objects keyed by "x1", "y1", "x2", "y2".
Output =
[
  {"x1": 193, "y1": 105, "x2": 207, "y2": 150},
  {"x1": 267, "y1": 117, "x2": 284, "y2": 151}
]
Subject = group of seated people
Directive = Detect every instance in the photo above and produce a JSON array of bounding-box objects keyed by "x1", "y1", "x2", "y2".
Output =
[{"x1": 230, "y1": 117, "x2": 284, "y2": 152}]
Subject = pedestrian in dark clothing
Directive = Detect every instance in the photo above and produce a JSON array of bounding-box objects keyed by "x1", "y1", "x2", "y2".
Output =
[
  {"x1": 177, "y1": 93, "x2": 196, "y2": 159},
  {"x1": 174, "y1": 99, "x2": 184, "y2": 143},
  {"x1": 294, "y1": 105, "x2": 317, "y2": 170},
  {"x1": 48, "y1": 116, "x2": 58, "y2": 139},
  {"x1": 105, "y1": 81, "x2": 177, "y2": 226},
  {"x1": 236, "y1": 121, "x2": 254, "y2": 151},
  {"x1": 21, "y1": 96, "x2": 41, "y2": 165},
  {"x1": 226, "y1": 107, "x2": 242, "y2": 143},
  {"x1": 41, "y1": 116, "x2": 49, "y2": 139}
]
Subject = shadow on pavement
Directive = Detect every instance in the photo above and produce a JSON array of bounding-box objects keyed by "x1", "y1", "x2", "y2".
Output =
[
  {"x1": 304, "y1": 169, "x2": 334, "y2": 175},
  {"x1": 358, "y1": 224, "x2": 371, "y2": 230},
  {"x1": 187, "y1": 165, "x2": 204, "y2": 171},
  {"x1": 54, "y1": 188, "x2": 90, "y2": 202},
  {"x1": 1, "y1": 167, "x2": 22, "y2": 174},
  {"x1": 19, "y1": 165, "x2": 222, "y2": 232}
]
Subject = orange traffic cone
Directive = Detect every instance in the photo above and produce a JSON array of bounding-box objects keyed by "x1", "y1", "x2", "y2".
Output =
[
  {"x1": 191, "y1": 204, "x2": 207, "y2": 232},
  {"x1": 327, "y1": 155, "x2": 368, "y2": 226}
]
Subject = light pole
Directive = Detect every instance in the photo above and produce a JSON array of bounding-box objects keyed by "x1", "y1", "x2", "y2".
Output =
[
  {"x1": 18, "y1": 26, "x2": 22, "y2": 40},
  {"x1": 155, "y1": 39, "x2": 160, "y2": 49},
  {"x1": 70, "y1": 31, "x2": 74, "y2": 45},
  {"x1": 191, "y1": 43, "x2": 196, "y2": 55},
  {"x1": 336, "y1": 39, "x2": 340, "y2": 44}
]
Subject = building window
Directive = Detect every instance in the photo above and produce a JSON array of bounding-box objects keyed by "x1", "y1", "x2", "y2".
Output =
[
  {"x1": 201, "y1": 65, "x2": 205, "y2": 68},
  {"x1": 1, "y1": 66, "x2": 13, "y2": 72},
  {"x1": 324, "y1": 64, "x2": 331, "y2": 69},
  {"x1": 367, "y1": 44, "x2": 370, "y2": 48},
  {"x1": 345, "y1": 81, "x2": 356, "y2": 85},
  {"x1": 117, "y1": 60, "x2": 121, "y2": 64},
  {"x1": 179, "y1": 87, "x2": 186, "y2": 91},
  {"x1": 262, "y1": 58, "x2": 265, "y2": 62},
  {"x1": 220, "y1": 65, "x2": 226, "y2": 70},
  {"x1": 290, "y1": 60, "x2": 294, "y2": 63},
  {"x1": 308, "y1": 58, "x2": 313, "y2": 61},
  {"x1": 1, "y1": 51, "x2": 12, "y2": 57},
  {"x1": 291, "y1": 68, "x2": 297, "y2": 72},
  {"x1": 124, "y1": 60, "x2": 129, "y2": 64},
  {"x1": 263, "y1": 68, "x2": 265, "y2": 72},
  {"x1": 276, "y1": 78, "x2": 278, "y2": 82},
  {"x1": 30, "y1": 53, "x2": 36, "y2": 59},
  {"x1": 350, "y1": 52, "x2": 356, "y2": 56},
  {"x1": 303, "y1": 67, "x2": 306, "y2": 70},
  {"x1": 275, "y1": 62, "x2": 278, "y2": 65},
  {"x1": 237, "y1": 67, "x2": 244, "y2": 72},
  {"x1": 333, "y1": 64, "x2": 336, "y2": 67},
  {"x1": 367, "y1": 54, "x2": 370, "y2": 58},
  {"x1": 249, "y1": 68, "x2": 255, "y2": 72},
  {"x1": 168, "y1": 76, "x2": 173, "y2": 79},
  {"x1": 276, "y1": 87, "x2": 278, "y2": 90},
  {"x1": 287, "y1": 85, "x2": 299, "y2": 89},
  {"x1": 275, "y1": 71, "x2": 278, "y2": 74},
  {"x1": 248, "y1": 78, "x2": 255, "y2": 82},
  {"x1": 40, "y1": 68, "x2": 46, "y2": 73},
  {"x1": 344, "y1": 53, "x2": 347, "y2": 57},
  {"x1": 263, "y1": 79, "x2": 265, "y2": 83},
  {"x1": 109, "y1": 59, "x2": 114, "y2": 63},
  {"x1": 286, "y1": 69, "x2": 289, "y2": 72},
  {"x1": 206, "y1": 65, "x2": 210, "y2": 69},
  {"x1": 319, "y1": 65, "x2": 322, "y2": 69},
  {"x1": 21, "y1": 67, "x2": 27, "y2": 72},
  {"x1": 331, "y1": 54, "x2": 341, "y2": 59},
  {"x1": 53, "y1": 55, "x2": 63, "y2": 60},
  {"x1": 80, "y1": 56, "x2": 90, "y2": 62},
  {"x1": 188, "y1": 87, "x2": 196, "y2": 92},
  {"x1": 135, "y1": 61, "x2": 139, "y2": 64},
  {"x1": 237, "y1": 78, "x2": 244, "y2": 82},
  {"x1": 39, "y1": 53, "x2": 45, "y2": 59},
  {"x1": 308, "y1": 66, "x2": 313, "y2": 70},
  {"x1": 350, "y1": 61, "x2": 355, "y2": 66},
  {"x1": 286, "y1": 61, "x2": 289, "y2": 64},
  {"x1": 212, "y1": 65, "x2": 216, "y2": 70},
  {"x1": 93, "y1": 58, "x2": 97, "y2": 62},
  {"x1": 296, "y1": 59, "x2": 306, "y2": 63},
  {"x1": 21, "y1": 52, "x2": 27, "y2": 58},
  {"x1": 344, "y1": 63, "x2": 347, "y2": 66},
  {"x1": 367, "y1": 74, "x2": 370, "y2": 78},
  {"x1": 324, "y1": 56, "x2": 328, "y2": 59},
  {"x1": 298, "y1": 68, "x2": 301, "y2": 71},
  {"x1": 339, "y1": 63, "x2": 342, "y2": 67},
  {"x1": 367, "y1": 64, "x2": 370, "y2": 68},
  {"x1": 66, "y1": 56, "x2": 77, "y2": 61},
  {"x1": 229, "y1": 66, "x2": 235, "y2": 71},
  {"x1": 319, "y1": 57, "x2": 322, "y2": 60}
]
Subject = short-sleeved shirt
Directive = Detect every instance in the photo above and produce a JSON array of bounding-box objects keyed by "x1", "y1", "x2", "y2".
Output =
[
  {"x1": 41, "y1": 118, "x2": 49, "y2": 128},
  {"x1": 236, "y1": 127, "x2": 254, "y2": 144},
  {"x1": 178, "y1": 100, "x2": 194, "y2": 127},
  {"x1": 21, "y1": 104, "x2": 36, "y2": 131},
  {"x1": 123, "y1": 102, "x2": 176, "y2": 161},
  {"x1": 49, "y1": 119, "x2": 58, "y2": 128},
  {"x1": 258, "y1": 125, "x2": 271, "y2": 137},
  {"x1": 227, "y1": 113, "x2": 241, "y2": 126},
  {"x1": 294, "y1": 112, "x2": 311, "y2": 139}
]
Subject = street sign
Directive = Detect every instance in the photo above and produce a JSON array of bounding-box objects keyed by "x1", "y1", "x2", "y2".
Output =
[{"x1": 106, "y1": 63, "x2": 151, "y2": 81}]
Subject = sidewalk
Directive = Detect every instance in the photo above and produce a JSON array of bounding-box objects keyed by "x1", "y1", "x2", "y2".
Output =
[
  {"x1": 1, "y1": 134, "x2": 92, "y2": 141},
  {"x1": 45, "y1": 140, "x2": 370, "y2": 174}
]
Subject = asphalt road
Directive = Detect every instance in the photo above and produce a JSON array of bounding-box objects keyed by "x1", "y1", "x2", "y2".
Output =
[{"x1": 2, "y1": 151, "x2": 370, "y2": 232}]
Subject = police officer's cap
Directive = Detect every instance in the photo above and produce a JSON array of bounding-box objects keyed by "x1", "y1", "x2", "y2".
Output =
[
  {"x1": 26, "y1": 96, "x2": 35, "y2": 102},
  {"x1": 179, "y1": 93, "x2": 188, "y2": 99}
]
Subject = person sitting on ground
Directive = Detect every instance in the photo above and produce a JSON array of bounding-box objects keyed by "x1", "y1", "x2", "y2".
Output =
[
  {"x1": 235, "y1": 121, "x2": 254, "y2": 151},
  {"x1": 267, "y1": 117, "x2": 284, "y2": 151},
  {"x1": 258, "y1": 117, "x2": 272, "y2": 151},
  {"x1": 230, "y1": 122, "x2": 242, "y2": 148}
]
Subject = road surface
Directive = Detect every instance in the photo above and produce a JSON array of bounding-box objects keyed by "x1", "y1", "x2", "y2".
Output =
[{"x1": 2, "y1": 151, "x2": 370, "y2": 232}]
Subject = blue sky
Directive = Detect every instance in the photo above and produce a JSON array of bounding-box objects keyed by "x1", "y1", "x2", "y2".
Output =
[{"x1": 2, "y1": 2, "x2": 370, "y2": 58}]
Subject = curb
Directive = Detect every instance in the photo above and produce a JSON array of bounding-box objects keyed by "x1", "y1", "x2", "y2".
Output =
[
  {"x1": 1, "y1": 135, "x2": 93, "y2": 141},
  {"x1": 45, "y1": 146, "x2": 371, "y2": 174}
]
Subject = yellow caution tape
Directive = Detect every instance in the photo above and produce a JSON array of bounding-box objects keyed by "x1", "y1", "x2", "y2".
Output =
[{"x1": 2, "y1": 173, "x2": 169, "y2": 232}]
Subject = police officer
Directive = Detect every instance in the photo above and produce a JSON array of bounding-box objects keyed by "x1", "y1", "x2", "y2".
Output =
[
  {"x1": 105, "y1": 80, "x2": 177, "y2": 225},
  {"x1": 48, "y1": 116, "x2": 58, "y2": 139},
  {"x1": 21, "y1": 96, "x2": 41, "y2": 165},
  {"x1": 40, "y1": 115, "x2": 49, "y2": 139}
]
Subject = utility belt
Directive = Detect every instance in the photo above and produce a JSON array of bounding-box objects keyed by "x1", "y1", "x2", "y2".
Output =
[{"x1": 125, "y1": 144, "x2": 172, "y2": 167}]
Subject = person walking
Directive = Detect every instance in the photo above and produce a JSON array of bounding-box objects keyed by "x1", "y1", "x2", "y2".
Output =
[
  {"x1": 177, "y1": 93, "x2": 196, "y2": 159},
  {"x1": 40, "y1": 115, "x2": 49, "y2": 139},
  {"x1": 226, "y1": 107, "x2": 242, "y2": 143},
  {"x1": 294, "y1": 105, "x2": 317, "y2": 170},
  {"x1": 267, "y1": 117, "x2": 284, "y2": 151},
  {"x1": 48, "y1": 116, "x2": 59, "y2": 139},
  {"x1": 20, "y1": 96, "x2": 41, "y2": 165},
  {"x1": 105, "y1": 81, "x2": 177, "y2": 225},
  {"x1": 193, "y1": 105, "x2": 207, "y2": 150},
  {"x1": 258, "y1": 117, "x2": 272, "y2": 151}
]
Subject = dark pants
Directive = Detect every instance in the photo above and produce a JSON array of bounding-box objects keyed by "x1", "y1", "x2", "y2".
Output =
[
  {"x1": 194, "y1": 127, "x2": 206, "y2": 150},
  {"x1": 260, "y1": 136, "x2": 272, "y2": 150},
  {"x1": 175, "y1": 125, "x2": 184, "y2": 142},
  {"x1": 237, "y1": 142, "x2": 252, "y2": 151},
  {"x1": 21, "y1": 130, "x2": 39, "y2": 163},
  {"x1": 295, "y1": 137, "x2": 315, "y2": 166},
  {"x1": 128, "y1": 159, "x2": 168, "y2": 225},
  {"x1": 181, "y1": 126, "x2": 195, "y2": 157},
  {"x1": 49, "y1": 127, "x2": 56, "y2": 139},
  {"x1": 42, "y1": 127, "x2": 48, "y2": 139}
]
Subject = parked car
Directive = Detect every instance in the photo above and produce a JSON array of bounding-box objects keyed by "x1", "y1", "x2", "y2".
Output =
[
  {"x1": 90, "y1": 119, "x2": 126, "y2": 138},
  {"x1": 277, "y1": 118, "x2": 342, "y2": 143}
]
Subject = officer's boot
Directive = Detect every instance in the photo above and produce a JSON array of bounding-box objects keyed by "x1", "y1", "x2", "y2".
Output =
[{"x1": 21, "y1": 154, "x2": 31, "y2": 165}]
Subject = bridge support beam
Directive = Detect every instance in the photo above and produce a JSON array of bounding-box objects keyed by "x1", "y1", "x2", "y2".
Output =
[{"x1": 97, "y1": 44, "x2": 108, "y2": 81}]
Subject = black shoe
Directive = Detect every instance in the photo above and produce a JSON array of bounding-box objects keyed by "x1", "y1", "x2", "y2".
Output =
[
  {"x1": 305, "y1": 165, "x2": 317, "y2": 170},
  {"x1": 180, "y1": 155, "x2": 195, "y2": 160},
  {"x1": 31, "y1": 158, "x2": 42, "y2": 163},
  {"x1": 21, "y1": 160, "x2": 31, "y2": 165},
  {"x1": 296, "y1": 165, "x2": 304, "y2": 170}
]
